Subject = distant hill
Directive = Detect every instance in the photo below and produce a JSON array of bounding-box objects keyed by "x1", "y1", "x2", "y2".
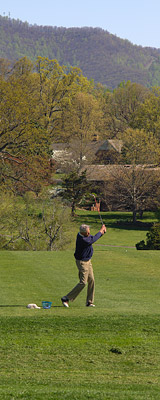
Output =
[{"x1": 1, "y1": 15, "x2": 160, "y2": 89}]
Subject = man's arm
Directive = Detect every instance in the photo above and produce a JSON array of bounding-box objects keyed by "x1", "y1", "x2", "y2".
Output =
[{"x1": 82, "y1": 225, "x2": 106, "y2": 245}]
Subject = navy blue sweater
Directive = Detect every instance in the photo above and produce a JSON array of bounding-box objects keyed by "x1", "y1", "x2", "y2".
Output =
[{"x1": 74, "y1": 231, "x2": 102, "y2": 261}]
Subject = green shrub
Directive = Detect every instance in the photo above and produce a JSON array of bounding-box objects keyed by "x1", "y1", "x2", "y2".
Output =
[
  {"x1": 136, "y1": 240, "x2": 147, "y2": 250},
  {"x1": 136, "y1": 223, "x2": 160, "y2": 250},
  {"x1": 146, "y1": 223, "x2": 160, "y2": 250}
]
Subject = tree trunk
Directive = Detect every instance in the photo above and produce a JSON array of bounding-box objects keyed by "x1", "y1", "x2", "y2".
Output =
[
  {"x1": 133, "y1": 209, "x2": 137, "y2": 224},
  {"x1": 71, "y1": 202, "x2": 76, "y2": 216},
  {"x1": 139, "y1": 210, "x2": 143, "y2": 219}
]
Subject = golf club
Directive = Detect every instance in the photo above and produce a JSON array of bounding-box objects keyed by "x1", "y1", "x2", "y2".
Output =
[{"x1": 92, "y1": 194, "x2": 104, "y2": 226}]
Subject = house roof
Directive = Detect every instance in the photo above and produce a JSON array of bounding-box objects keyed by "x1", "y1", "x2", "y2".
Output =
[
  {"x1": 50, "y1": 140, "x2": 105, "y2": 163},
  {"x1": 80, "y1": 164, "x2": 160, "y2": 181},
  {"x1": 95, "y1": 140, "x2": 123, "y2": 154},
  {"x1": 50, "y1": 143, "x2": 69, "y2": 151},
  {"x1": 51, "y1": 140, "x2": 123, "y2": 160},
  {"x1": 80, "y1": 164, "x2": 121, "y2": 180}
]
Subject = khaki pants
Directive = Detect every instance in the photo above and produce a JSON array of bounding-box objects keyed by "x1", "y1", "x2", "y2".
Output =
[{"x1": 66, "y1": 259, "x2": 95, "y2": 304}]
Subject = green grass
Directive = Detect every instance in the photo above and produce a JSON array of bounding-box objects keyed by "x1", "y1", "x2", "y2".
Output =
[
  {"x1": 0, "y1": 211, "x2": 160, "y2": 399},
  {"x1": 74, "y1": 210, "x2": 157, "y2": 248}
]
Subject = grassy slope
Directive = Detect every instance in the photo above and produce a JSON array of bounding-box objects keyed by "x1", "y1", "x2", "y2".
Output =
[{"x1": 0, "y1": 212, "x2": 160, "y2": 399}]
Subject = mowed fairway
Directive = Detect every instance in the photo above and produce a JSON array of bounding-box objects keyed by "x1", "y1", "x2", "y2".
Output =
[{"x1": 0, "y1": 212, "x2": 160, "y2": 399}]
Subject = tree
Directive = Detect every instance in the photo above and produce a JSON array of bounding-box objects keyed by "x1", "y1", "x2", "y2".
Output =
[
  {"x1": 0, "y1": 57, "x2": 49, "y2": 193},
  {"x1": 58, "y1": 91, "x2": 103, "y2": 167},
  {"x1": 0, "y1": 57, "x2": 40, "y2": 158},
  {"x1": 0, "y1": 154, "x2": 54, "y2": 196},
  {"x1": 0, "y1": 57, "x2": 90, "y2": 193},
  {"x1": 100, "y1": 127, "x2": 160, "y2": 222},
  {"x1": 102, "y1": 81, "x2": 149, "y2": 139},
  {"x1": 120, "y1": 128, "x2": 160, "y2": 165},
  {"x1": 0, "y1": 192, "x2": 38, "y2": 250},
  {"x1": 135, "y1": 87, "x2": 160, "y2": 142},
  {"x1": 42, "y1": 198, "x2": 71, "y2": 250},
  {"x1": 61, "y1": 170, "x2": 91, "y2": 215},
  {"x1": 0, "y1": 194, "x2": 72, "y2": 250},
  {"x1": 35, "y1": 57, "x2": 92, "y2": 141},
  {"x1": 101, "y1": 165, "x2": 159, "y2": 223}
]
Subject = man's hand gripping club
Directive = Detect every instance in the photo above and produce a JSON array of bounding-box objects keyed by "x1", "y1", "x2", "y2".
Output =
[{"x1": 100, "y1": 224, "x2": 106, "y2": 235}]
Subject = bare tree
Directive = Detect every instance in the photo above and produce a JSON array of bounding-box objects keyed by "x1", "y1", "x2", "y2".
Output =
[{"x1": 101, "y1": 165, "x2": 160, "y2": 223}]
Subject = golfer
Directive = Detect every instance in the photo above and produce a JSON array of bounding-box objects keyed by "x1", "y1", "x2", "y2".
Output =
[{"x1": 61, "y1": 223, "x2": 106, "y2": 307}]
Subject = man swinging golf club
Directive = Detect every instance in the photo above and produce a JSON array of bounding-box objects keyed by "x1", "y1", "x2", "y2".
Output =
[{"x1": 61, "y1": 223, "x2": 106, "y2": 308}]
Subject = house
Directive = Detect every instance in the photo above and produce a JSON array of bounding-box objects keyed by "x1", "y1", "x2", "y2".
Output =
[
  {"x1": 81, "y1": 164, "x2": 160, "y2": 213},
  {"x1": 51, "y1": 139, "x2": 123, "y2": 170}
]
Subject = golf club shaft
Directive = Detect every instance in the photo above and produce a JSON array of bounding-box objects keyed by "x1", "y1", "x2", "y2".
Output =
[
  {"x1": 98, "y1": 212, "x2": 104, "y2": 225},
  {"x1": 93, "y1": 195, "x2": 104, "y2": 226}
]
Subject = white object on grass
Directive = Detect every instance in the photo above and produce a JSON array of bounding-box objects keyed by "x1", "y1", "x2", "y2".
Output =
[{"x1": 27, "y1": 303, "x2": 41, "y2": 309}]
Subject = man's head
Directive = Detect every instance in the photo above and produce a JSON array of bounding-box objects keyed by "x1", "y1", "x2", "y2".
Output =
[{"x1": 80, "y1": 224, "x2": 90, "y2": 237}]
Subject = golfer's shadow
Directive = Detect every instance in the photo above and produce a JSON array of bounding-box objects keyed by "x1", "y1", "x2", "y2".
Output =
[{"x1": 0, "y1": 305, "x2": 63, "y2": 308}]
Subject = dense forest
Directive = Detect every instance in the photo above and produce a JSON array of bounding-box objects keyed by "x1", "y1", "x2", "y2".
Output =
[{"x1": 0, "y1": 15, "x2": 160, "y2": 89}]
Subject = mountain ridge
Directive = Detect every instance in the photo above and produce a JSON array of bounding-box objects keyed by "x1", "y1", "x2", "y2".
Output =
[{"x1": 0, "y1": 15, "x2": 160, "y2": 89}]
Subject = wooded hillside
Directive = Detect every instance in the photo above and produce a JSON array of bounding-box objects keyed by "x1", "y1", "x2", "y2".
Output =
[{"x1": 1, "y1": 15, "x2": 160, "y2": 89}]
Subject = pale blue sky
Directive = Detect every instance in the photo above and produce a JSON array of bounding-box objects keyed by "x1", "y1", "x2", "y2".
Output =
[{"x1": 0, "y1": 0, "x2": 160, "y2": 48}]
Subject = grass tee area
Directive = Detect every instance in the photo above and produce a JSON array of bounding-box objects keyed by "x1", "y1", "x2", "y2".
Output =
[{"x1": 0, "y1": 211, "x2": 160, "y2": 399}]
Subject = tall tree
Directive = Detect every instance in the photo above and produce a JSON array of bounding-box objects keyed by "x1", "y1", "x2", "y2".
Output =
[
  {"x1": 0, "y1": 57, "x2": 91, "y2": 192},
  {"x1": 121, "y1": 128, "x2": 160, "y2": 165},
  {"x1": 101, "y1": 166, "x2": 159, "y2": 223},
  {"x1": 61, "y1": 170, "x2": 91, "y2": 215},
  {"x1": 0, "y1": 58, "x2": 39, "y2": 158},
  {"x1": 135, "y1": 87, "x2": 160, "y2": 142},
  {"x1": 100, "y1": 128, "x2": 160, "y2": 222},
  {"x1": 59, "y1": 91, "x2": 103, "y2": 167},
  {"x1": 102, "y1": 81, "x2": 149, "y2": 139},
  {"x1": 35, "y1": 57, "x2": 91, "y2": 141}
]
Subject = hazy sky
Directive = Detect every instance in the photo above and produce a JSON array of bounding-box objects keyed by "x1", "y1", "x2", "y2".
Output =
[{"x1": 0, "y1": 0, "x2": 160, "y2": 49}]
